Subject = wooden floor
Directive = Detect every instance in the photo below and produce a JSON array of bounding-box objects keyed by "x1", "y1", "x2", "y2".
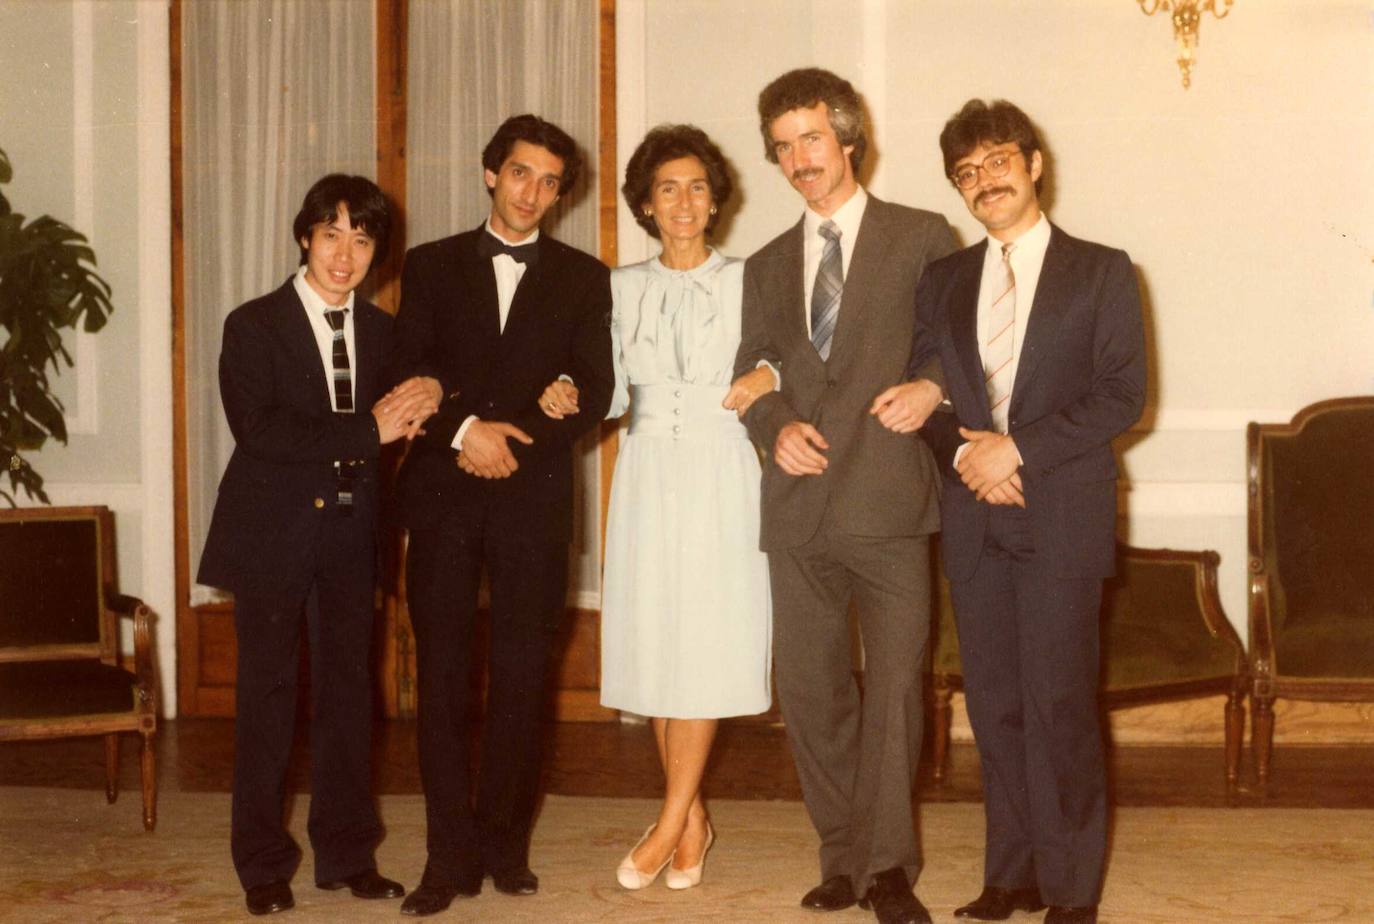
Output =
[{"x1": 2, "y1": 718, "x2": 1372, "y2": 810}]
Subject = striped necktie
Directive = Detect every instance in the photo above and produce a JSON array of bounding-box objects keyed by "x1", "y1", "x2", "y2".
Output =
[
  {"x1": 323, "y1": 308, "x2": 355, "y2": 515},
  {"x1": 984, "y1": 242, "x2": 1016, "y2": 433},
  {"x1": 810, "y1": 220, "x2": 843, "y2": 361},
  {"x1": 323, "y1": 309, "x2": 354, "y2": 413}
]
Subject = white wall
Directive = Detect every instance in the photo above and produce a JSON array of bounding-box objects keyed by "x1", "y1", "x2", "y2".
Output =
[
  {"x1": 619, "y1": 0, "x2": 1374, "y2": 637},
  {"x1": 0, "y1": 0, "x2": 175, "y2": 713}
]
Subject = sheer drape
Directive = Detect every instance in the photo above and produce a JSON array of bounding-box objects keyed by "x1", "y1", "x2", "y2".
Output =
[
  {"x1": 408, "y1": 0, "x2": 602, "y2": 605},
  {"x1": 184, "y1": 0, "x2": 376, "y2": 601}
]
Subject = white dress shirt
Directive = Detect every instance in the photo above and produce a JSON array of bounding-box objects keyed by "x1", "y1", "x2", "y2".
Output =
[
  {"x1": 801, "y1": 186, "x2": 868, "y2": 336},
  {"x1": 293, "y1": 265, "x2": 356, "y2": 413},
  {"x1": 953, "y1": 211, "x2": 1051, "y2": 468},
  {"x1": 453, "y1": 221, "x2": 541, "y2": 450}
]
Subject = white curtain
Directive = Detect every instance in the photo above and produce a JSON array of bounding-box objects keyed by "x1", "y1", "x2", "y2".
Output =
[
  {"x1": 408, "y1": 0, "x2": 602, "y2": 606},
  {"x1": 183, "y1": 0, "x2": 376, "y2": 601}
]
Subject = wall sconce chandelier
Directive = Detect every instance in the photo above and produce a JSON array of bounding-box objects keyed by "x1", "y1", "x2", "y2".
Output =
[{"x1": 1138, "y1": 0, "x2": 1234, "y2": 89}]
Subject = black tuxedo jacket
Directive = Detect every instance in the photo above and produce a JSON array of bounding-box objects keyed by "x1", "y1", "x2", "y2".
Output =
[
  {"x1": 911, "y1": 226, "x2": 1146, "y2": 580},
  {"x1": 198, "y1": 278, "x2": 391, "y2": 597},
  {"x1": 388, "y1": 225, "x2": 614, "y2": 540}
]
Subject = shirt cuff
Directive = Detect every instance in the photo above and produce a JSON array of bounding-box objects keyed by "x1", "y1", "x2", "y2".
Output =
[
  {"x1": 758, "y1": 360, "x2": 781, "y2": 391},
  {"x1": 452, "y1": 415, "x2": 478, "y2": 451}
]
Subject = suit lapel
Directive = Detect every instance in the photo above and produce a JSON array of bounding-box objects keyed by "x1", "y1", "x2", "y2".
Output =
[
  {"x1": 950, "y1": 243, "x2": 990, "y2": 425},
  {"x1": 775, "y1": 219, "x2": 824, "y2": 375},
  {"x1": 1010, "y1": 226, "x2": 1071, "y2": 410},
  {"x1": 352, "y1": 301, "x2": 382, "y2": 407},
  {"x1": 459, "y1": 227, "x2": 503, "y2": 343},
  {"x1": 277, "y1": 281, "x2": 334, "y2": 414},
  {"x1": 827, "y1": 198, "x2": 890, "y2": 365}
]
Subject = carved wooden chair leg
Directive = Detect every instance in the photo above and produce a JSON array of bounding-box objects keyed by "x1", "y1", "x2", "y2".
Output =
[
  {"x1": 1223, "y1": 686, "x2": 1245, "y2": 786},
  {"x1": 1252, "y1": 694, "x2": 1275, "y2": 785},
  {"x1": 140, "y1": 730, "x2": 157, "y2": 831},
  {"x1": 931, "y1": 679, "x2": 953, "y2": 785},
  {"x1": 104, "y1": 733, "x2": 120, "y2": 804}
]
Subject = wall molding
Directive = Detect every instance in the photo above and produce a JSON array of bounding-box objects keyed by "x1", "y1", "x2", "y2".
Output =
[
  {"x1": 68, "y1": 0, "x2": 99, "y2": 436},
  {"x1": 1133, "y1": 407, "x2": 1295, "y2": 433}
]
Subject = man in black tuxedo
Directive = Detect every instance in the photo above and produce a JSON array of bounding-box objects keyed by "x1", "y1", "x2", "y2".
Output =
[
  {"x1": 199, "y1": 174, "x2": 437, "y2": 916},
  {"x1": 388, "y1": 114, "x2": 614, "y2": 917},
  {"x1": 890, "y1": 100, "x2": 1146, "y2": 924}
]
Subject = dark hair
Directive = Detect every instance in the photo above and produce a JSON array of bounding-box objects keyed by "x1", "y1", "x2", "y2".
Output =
[
  {"x1": 621, "y1": 124, "x2": 734, "y2": 239},
  {"x1": 481, "y1": 114, "x2": 583, "y2": 196},
  {"x1": 757, "y1": 67, "x2": 867, "y2": 175},
  {"x1": 939, "y1": 99, "x2": 1043, "y2": 192},
  {"x1": 292, "y1": 173, "x2": 391, "y2": 266}
]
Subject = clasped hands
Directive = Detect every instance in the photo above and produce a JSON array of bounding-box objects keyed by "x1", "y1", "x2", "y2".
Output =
[
  {"x1": 954, "y1": 427, "x2": 1025, "y2": 507},
  {"x1": 455, "y1": 375, "x2": 578, "y2": 479},
  {"x1": 770, "y1": 378, "x2": 945, "y2": 478},
  {"x1": 371, "y1": 376, "x2": 441, "y2": 444}
]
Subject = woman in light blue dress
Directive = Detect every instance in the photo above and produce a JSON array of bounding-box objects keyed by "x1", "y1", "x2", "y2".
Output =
[{"x1": 539, "y1": 125, "x2": 775, "y2": 892}]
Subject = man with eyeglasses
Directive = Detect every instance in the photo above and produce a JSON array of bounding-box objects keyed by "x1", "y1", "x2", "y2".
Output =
[{"x1": 879, "y1": 99, "x2": 1145, "y2": 924}]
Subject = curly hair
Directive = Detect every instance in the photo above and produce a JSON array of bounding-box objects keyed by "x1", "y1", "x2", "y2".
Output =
[
  {"x1": 621, "y1": 124, "x2": 734, "y2": 239},
  {"x1": 291, "y1": 174, "x2": 391, "y2": 267},
  {"x1": 757, "y1": 68, "x2": 867, "y2": 175},
  {"x1": 481, "y1": 114, "x2": 583, "y2": 196},
  {"x1": 939, "y1": 99, "x2": 1043, "y2": 192}
]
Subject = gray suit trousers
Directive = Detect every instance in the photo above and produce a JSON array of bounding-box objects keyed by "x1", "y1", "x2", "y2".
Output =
[{"x1": 770, "y1": 516, "x2": 931, "y2": 895}]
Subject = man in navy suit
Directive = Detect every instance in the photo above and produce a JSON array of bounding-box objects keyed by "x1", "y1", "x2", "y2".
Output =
[
  {"x1": 387, "y1": 115, "x2": 614, "y2": 917},
  {"x1": 884, "y1": 100, "x2": 1145, "y2": 924},
  {"x1": 199, "y1": 174, "x2": 437, "y2": 916}
]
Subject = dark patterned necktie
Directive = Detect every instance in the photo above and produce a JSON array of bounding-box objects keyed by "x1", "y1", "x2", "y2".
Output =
[
  {"x1": 810, "y1": 220, "x2": 843, "y2": 360},
  {"x1": 323, "y1": 308, "x2": 354, "y2": 515},
  {"x1": 323, "y1": 309, "x2": 354, "y2": 413}
]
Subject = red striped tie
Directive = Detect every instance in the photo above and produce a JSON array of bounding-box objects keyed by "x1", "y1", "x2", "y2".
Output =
[{"x1": 983, "y1": 242, "x2": 1015, "y2": 433}]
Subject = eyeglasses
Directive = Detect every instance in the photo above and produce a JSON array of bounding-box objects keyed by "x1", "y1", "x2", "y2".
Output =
[{"x1": 950, "y1": 149, "x2": 1023, "y2": 190}]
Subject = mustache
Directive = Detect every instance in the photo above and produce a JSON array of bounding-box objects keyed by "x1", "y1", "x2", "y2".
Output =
[
  {"x1": 791, "y1": 168, "x2": 823, "y2": 183},
  {"x1": 975, "y1": 185, "x2": 1015, "y2": 207}
]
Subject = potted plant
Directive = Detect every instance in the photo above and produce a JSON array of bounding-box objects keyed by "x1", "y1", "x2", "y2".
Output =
[{"x1": 0, "y1": 146, "x2": 114, "y2": 505}]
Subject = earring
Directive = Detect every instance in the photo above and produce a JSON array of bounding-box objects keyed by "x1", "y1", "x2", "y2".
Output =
[
  {"x1": 644, "y1": 209, "x2": 653, "y2": 217},
  {"x1": 709, "y1": 206, "x2": 717, "y2": 215}
]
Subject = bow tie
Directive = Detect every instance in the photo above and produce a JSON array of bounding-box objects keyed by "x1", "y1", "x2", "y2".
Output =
[{"x1": 477, "y1": 233, "x2": 539, "y2": 266}]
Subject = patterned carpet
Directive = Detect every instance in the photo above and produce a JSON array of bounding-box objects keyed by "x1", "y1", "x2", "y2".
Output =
[{"x1": 0, "y1": 788, "x2": 1371, "y2": 923}]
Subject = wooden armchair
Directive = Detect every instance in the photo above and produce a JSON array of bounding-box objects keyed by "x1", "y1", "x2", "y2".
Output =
[
  {"x1": 1247, "y1": 397, "x2": 1374, "y2": 783},
  {"x1": 930, "y1": 542, "x2": 1247, "y2": 784},
  {"x1": 0, "y1": 506, "x2": 158, "y2": 830}
]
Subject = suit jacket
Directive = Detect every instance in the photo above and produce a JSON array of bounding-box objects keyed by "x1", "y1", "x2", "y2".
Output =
[
  {"x1": 911, "y1": 225, "x2": 1146, "y2": 581},
  {"x1": 198, "y1": 278, "x2": 391, "y2": 597},
  {"x1": 734, "y1": 195, "x2": 956, "y2": 551},
  {"x1": 388, "y1": 225, "x2": 614, "y2": 540}
]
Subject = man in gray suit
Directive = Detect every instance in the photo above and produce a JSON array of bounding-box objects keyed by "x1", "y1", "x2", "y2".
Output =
[{"x1": 730, "y1": 68, "x2": 955, "y2": 924}]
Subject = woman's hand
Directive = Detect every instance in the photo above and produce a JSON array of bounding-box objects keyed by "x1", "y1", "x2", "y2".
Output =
[
  {"x1": 722, "y1": 365, "x2": 777, "y2": 419},
  {"x1": 539, "y1": 379, "x2": 580, "y2": 419}
]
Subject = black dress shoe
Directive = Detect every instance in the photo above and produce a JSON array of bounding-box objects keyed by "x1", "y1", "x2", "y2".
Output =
[
  {"x1": 954, "y1": 885, "x2": 1047, "y2": 919},
  {"x1": 490, "y1": 865, "x2": 539, "y2": 895},
  {"x1": 858, "y1": 868, "x2": 932, "y2": 924},
  {"x1": 317, "y1": 869, "x2": 406, "y2": 899},
  {"x1": 399, "y1": 875, "x2": 481, "y2": 917},
  {"x1": 245, "y1": 880, "x2": 294, "y2": 916},
  {"x1": 801, "y1": 875, "x2": 858, "y2": 911},
  {"x1": 1045, "y1": 906, "x2": 1098, "y2": 924}
]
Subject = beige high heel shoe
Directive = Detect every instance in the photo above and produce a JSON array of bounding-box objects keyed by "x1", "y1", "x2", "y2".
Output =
[
  {"x1": 665, "y1": 822, "x2": 714, "y2": 890},
  {"x1": 616, "y1": 824, "x2": 673, "y2": 890}
]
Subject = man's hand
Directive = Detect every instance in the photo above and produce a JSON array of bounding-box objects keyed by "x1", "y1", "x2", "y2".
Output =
[
  {"x1": 458, "y1": 420, "x2": 533, "y2": 479},
  {"x1": 371, "y1": 399, "x2": 415, "y2": 444},
  {"x1": 956, "y1": 427, "x2": 1021, "y2": 500},
  {"x1": 722, "y1": 366, "x2": 777, "y2": 418},
  {"x1": 375, "y1": 376, "x2": 442, "y2": 440},
  {"x1": 982, "y1": 471, "x2": 1026, "y2": 508},
  {"x1": 774, "y1": 422, "x2": 829, "y2": 476},
  {"x1": 538, "y1": 379, "x2": 580, "y2": 419},
  {"x1": 869, "y1": 379, "x2": 943, "y2": 433}
]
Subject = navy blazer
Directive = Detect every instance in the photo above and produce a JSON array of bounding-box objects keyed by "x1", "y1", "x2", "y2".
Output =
[
  {"x1": 198, "y1": 278, "x2": 392, "y2": 596},
  {"x1": 911, "y1": 226, "x2": 1146, "y2": 580},
  {"x1": 387, "y1": 225, "x2": 614, "y2": 540}
]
